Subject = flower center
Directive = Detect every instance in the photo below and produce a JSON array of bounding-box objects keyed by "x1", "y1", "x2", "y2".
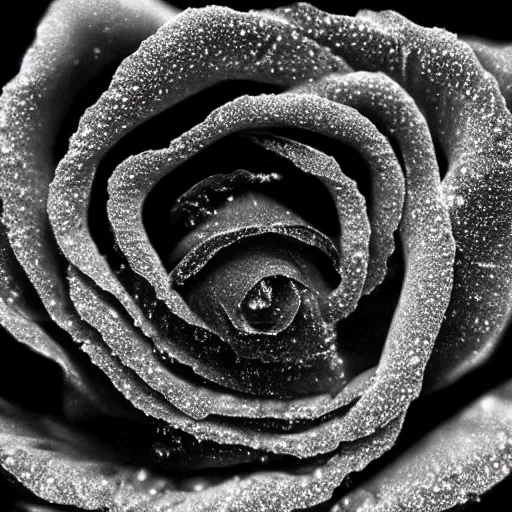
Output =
[{"x1": 241, "y1": 276, "x2": 300, "y2": 333}]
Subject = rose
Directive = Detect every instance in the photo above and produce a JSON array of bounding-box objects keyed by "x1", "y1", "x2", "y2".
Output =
[{"x1": 1, "y1": 1, "x2": 512, "y2": 510}]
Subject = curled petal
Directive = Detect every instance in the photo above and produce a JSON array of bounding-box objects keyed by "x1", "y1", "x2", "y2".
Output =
[
  {"x1": 107, "y1": 90, "x2": 400, "y2": 358},
  {"x1": 170, "y1": 224, "x2": 339, "y2": 290},
  {"x1": 285, "y1": 72, "x2": 454, "y2": 438},
  {"x1": 0, "y1": 299, "x2": 125, "y2": 418},
  {"x1": 68, "y1": 267, "x2": 370, "y2": 423},
  {"x1": 108, "y1": 92, "x2": 411, "y2": 433},
  {"x1": 0, "y1": 397, "x2": 183, "y2": 511},
  {"x1": 0, "y1": 216, "x2": 46, "y2": 320},
  {"x1": 130, "y1": 419, "x2": 402, "y2": 512},
  {"x1": 68, "y1": 268, "x2": 379, "y2": 459},
  {"x1": 0, "y1": 0, "x2": 175, "y2": 329},
  {"x1": 47, "y1": 6, "x2": 346, "y2": 368},
  {"x1": 167, "y1": 170, "x2": 340, "y2": 287},
  {"x1": 338, "y1": 379, "x2": 512, "y2": 511},
  {"x1": 467, "y1": 39, "x2": 512, "y2": 110},
  {"x1": 0, "y1": 0, "x2": 177, "y2": 424},
  {"x1": 278, "y1": 1, "x2": 512, "y2": 389},
  {"x1": 249, "y1": 135, "x2": 373, "y2": 319},
  {"x1": 0, "y1": 392, "x2": 402, "y2": 512},
  {"x1": 178, "y1": 237, "x2": 337, "y2": 366}
]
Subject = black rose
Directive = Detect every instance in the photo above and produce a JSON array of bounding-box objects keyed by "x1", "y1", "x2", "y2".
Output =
[{"x1": 1, "y1": 2, "x2": 512, "y2": 511}]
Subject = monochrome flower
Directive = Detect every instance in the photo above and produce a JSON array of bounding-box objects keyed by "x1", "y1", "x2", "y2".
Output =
[{"x1": 1, "y1": 2, "x2": 512, "y2": 510}]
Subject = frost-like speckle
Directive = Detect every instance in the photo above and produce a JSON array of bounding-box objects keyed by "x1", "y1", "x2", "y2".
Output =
[
  {"x1": 278, "y1": 1, "x2": 512, "y2": 391},
  {"x1": 0, "y1": 297, "x2": 120, "y2": 415},
  {"x1": 0, "y1": 393, "x2": 403, "y2": 512},
  {"x1": 1, "y1": 0, "x2": 512, "y2": 510},
  {"x1": 107, "y1": 92, "x2": 413, "y2": 437},
  {"x1": 289, "y1": 71, "x2": 455, "y2": 440},
  {"x1": 47, "y1": 6, "x2": 346, "y2": 361},
  {"x1": 468, "y1": 38, "x2": 512, "y2": 110},
  {"x1": 250, "y1": 135, "x2": 372, "y2": 320},
  {"x1": 338, "y1": 380, "x2": 512, "y2": 511},
  {"x1": 0, "y1": 0, "x2": 175, "y2": 335},
  {"x1": 107, "y1": 92, "x2": 401, "y2": 330},
  {"x1": 68, "y1": 268, "x2": 378, "y2": 458}
]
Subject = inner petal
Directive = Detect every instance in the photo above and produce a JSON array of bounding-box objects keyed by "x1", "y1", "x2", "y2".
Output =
[
  {"x1": 178, "y1": 235, "x2": 338, "y2": 367},
  {"x1": 241, "y1": 275, "x2": 301, "y2": 333}
]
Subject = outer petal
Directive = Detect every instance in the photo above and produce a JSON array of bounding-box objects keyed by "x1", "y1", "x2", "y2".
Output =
[
  {"x1": 0, "y1": 216, "x2": 46, "y2": 320},
  {"x1": 0, "y1": 0, "x2": 176, "y2": 422},
  {"x1": 0, "y1": 300, "x2": 126, "y2": 418},
  {"x1": 0, "y1": 0, "x2": 176, "y2": 330},
  {"x1": 0, "y1": 394, "x2": 403, "y2": 512},
  {"x1": 467, "y1": 39, "x2": 512, "y2": 110},
  {"x1": 277, "y1": 2, "x2": 512, "y2": 389},
  {"x1": 293, "y1": 73, "x2": 455, "y2": 438},
  {"x1": 0, "y1": 397, "x2": 183, "y2": 511},
  {"x1": 338, "y1": 379, "x2": 512, "y2": 511}
]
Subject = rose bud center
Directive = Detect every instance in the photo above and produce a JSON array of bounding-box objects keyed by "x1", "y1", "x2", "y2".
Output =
[{"x1": 241, "y1": 275, "x2": 301, "y2": 333}]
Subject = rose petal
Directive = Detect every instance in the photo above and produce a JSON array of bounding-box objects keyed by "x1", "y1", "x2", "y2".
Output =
[
  {"x1": 249, "y1": 135, "x2": 373, "y2": 320},
  {"x1": 179, "y1": 238, "x2": 335, "y2": 362},
  {"x1": 0, "y1": 217, "x2": 46, "y2": 321},
  {"x1": 466, "y1": 38, "x2": 512, "y2": 110},
  {"x1": 282, "y1": 70, "x2": 454, "y2": 438},
  {"x1": 66, "y1": 262, "x2": 370, "y2": 422},
  {"x1": 47, "y1": 6, "x2": 346, "y2": 377},
  {"x1": 0, "y1": 0, "x2": 175, "y2": 331},
  {"x1": 170, "y1": 225, "x2": 339, "y2": 290},
  {"x1": 108, "y1": 92, "x2": 401, "y2": 397},
  {"x1": 110, "y1": 89, "x2": 429, "y2": 438},
  {"x1": 0, "y1": 0, "x2": 176, "y2": 418},
  {"x1": 68, "y1": 267, "x2": 387, "y2": 459},
  {"x1": 277, "y1": 1, "x2": 512, "y2": 390},
  {"x1": 107, "y1": 87, "x2": 399, "y2": 308},
  {"x1": 0, "y1": 393, "x2": 402, "y2": 512},
  {"x1": 338, "y1": 379, "x2": 512, "y2": 511},
  {"x1": 0, "y1": 397, "x2": 186, "y2": 510},
  {"x1": 0, "y1": 299, "x2": 126, "y2": 419},
  {"x1": 132, "y1": 419, "x2": 403, "y2": 512},
  {"x1": 168, "y1": 172, "x2": 340, "y2": 285}
]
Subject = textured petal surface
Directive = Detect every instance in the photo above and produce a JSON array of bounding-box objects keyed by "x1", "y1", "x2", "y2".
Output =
[
  {"x1": 68, "y1": 267, "x2": 378, "y2": 458},
  {"x1": 1, "y1": 2, "x2": 512, "y2": 510},
  {"x1": 70, "y1": 276, "x2": 370, "y2": 424},
  {"x1": 468, "y1": 39, "x2": 512, "y2": 110},
  {"x1": 277, "y1": 1, "x2": 512, "y2": 390},
  {"x1": 108, "y1": 92, "x2": 411, "y2": 434},
  {"x1": 0, "y1": 217, "x2": 46, "y2": 320},
  {"x1": 338, "y1": 379, "x2": 512, "y2": 511},
  {"x1": 292, "y1": 73, "x2": 455, "y2": 438},
  {"x1": 48, "y1": 6, "x2": 346, "y2": 367},
  {"x1": 250, "y1": 135, "x2": 372, "y2": 319},
  {"x1": 0, "y1": 300, "x2": 125, "y2": 417},
  {"x1": 0, "y1": 397, "x2": 182, "y2": 511},
  {"x1": 0, "y1": 0, "x2": 175, "y2": 330},
  {"x1": 107, "y1": 90, "x2": 401, "y2": 327},
  {"x1": 0, "y1": 395, "x2": 403, "y2": 512}
]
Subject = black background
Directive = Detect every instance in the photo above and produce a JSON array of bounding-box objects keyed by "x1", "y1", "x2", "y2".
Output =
[{"x1": 1, "y1": 1, "x2": 512, "y2": 510}]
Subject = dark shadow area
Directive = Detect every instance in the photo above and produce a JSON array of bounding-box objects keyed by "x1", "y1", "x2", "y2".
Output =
[{"x1": 0, "y1": 327, "x2": 62, "y2": 415}]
